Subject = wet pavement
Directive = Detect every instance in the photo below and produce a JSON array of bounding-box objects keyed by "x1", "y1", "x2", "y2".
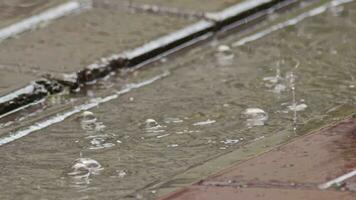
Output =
[
  {"x1": 0, "y1": 0, "x2": 67, "y2": 28},
  {"x1": 162, "y1": 117, "x2": 356, "y2": 200},
  {"x1": 0, "y1": 0, "x2": 194, "y2": 95},
  {"x1": 0, "y1": 0, "x2": 356, "y2": 200}
]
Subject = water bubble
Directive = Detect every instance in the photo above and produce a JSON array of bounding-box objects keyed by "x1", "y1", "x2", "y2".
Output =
[
  {"x1": 69, "y1": 158, "x2": 103, "y2": 176},
  {"x1": 145, "y1": 119, "x2": 160, "y2": 129},
  {"x1": 164, "y1": 117, "x2": 183, "y2": 124},
  {"x1": 215, "y1": 45, "x2": 235, "y2": 66},
  {"x1": 68, "y1": 157, "x2": 103, "y2": 185},
  {"x1": 243, "y1": 108, "x2": 268, "y2": 127},
  {"x1": 217, "y1": 45, "x2": 231, "y2": 52},
  {"x1": 116, "y1": 169, "x2": 127, "y2": 178},
  {"x1": 87, "y1": 136, "x2": 115, "y2": 150},
  {"x1": 143, "y1": 119, "x2": 166, "y2": 135},
  {"x1": 81, "y1": 111, "x2": 97, "y2": 124}
]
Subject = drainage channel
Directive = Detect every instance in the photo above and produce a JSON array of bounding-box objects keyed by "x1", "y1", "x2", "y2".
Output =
[{"x1": 0, "y1": 0, "x2": 303, "y2": 119}]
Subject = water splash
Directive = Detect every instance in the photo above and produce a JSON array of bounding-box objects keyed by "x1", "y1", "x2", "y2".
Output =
[
  {"x1": 243, "y1": 108, "x2": 268, "y2": 128},
  {"x1": 221, "y1": 139, "x2": 241, "y2": 145},
  {"x1": 144, "y1": 119, "x2": 166, "y2": 134},
  {"x1": 163, "y1": 117, "x2": 183, "y2": 124},
  {"x1": 215, "y1": 45, "x2": 235, "y2": 66}
]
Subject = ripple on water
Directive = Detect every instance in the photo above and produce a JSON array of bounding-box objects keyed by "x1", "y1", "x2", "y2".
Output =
[
  {"x1": 143, "y1": 119, "x2": 166, "y2": 136},
  {"x1": 79, "y1": 111, "x2": 116, "y2": 150},
  {"x1": 68, "y1": 157, "x2": 103, "y2": 186}
]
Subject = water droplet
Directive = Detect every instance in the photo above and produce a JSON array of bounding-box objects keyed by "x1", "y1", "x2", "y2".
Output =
[{"x1": 243, "y1": 108, "x2": 268, "y2": 127}]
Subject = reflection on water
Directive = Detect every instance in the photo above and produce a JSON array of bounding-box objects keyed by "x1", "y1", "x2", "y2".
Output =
[{"x1": 1, "y1": 1, "x2": 356, "y2": 200}]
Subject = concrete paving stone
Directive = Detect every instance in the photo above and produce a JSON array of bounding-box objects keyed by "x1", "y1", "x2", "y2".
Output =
[
  {"x1": 163, "y1": 186, "x2": 355, "y2": 200},
  {"x1": 0, "y1": 0, "x2": 193, "y2": 78},
  {"x1": 206, "y1": 118, "x2": 356, "y2": 185},
  {"x1": 126, "y1": 0, "x2": 244, "y2": 13},
  {"x1": 161, "y1": 118, "x2": 356, "y2": 199},
  {"x1": 0, "y1": 0, "x2": 67, "y2": 29},
  {"x1": 0, "y1": 65, "x2": 38, "y2": 96}
]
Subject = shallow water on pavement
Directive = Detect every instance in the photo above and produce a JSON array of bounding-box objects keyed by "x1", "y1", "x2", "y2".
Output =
[{"x1": 1, "y1": 1, "x2": 356, "y2": 200}]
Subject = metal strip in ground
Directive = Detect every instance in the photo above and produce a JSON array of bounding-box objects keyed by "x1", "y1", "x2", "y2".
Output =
[
  {"x1": 0, "y1": 72, "x2": 169, "y2": 146},
  {"x1": 0, "y1": 0, "x2": 301, "y2": 119},
  {"x1": 0, "y1": 0, "x2": 92, "y2": 42},
  {"x1": 319, "y1": 169, "x2": 356, "y2": 189}
]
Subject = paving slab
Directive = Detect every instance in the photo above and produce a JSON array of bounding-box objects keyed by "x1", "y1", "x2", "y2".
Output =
[
  {"x1": 0, "y1": 0, "x2": 67, "y2": 28},
  {"x1": 0, "y1": 64, "x2": 38, "y2": 96},
  {"x1": 0, "y1": 0, "x2": 193, "y2": 95},
  {"x1": 0, "y1": 2, "x2": 191, "y2": 74},
  {"x1": 164, "y1": 186, "x2": 355, "y2": 200},
  {"x1": 161, "y1": 117, "x2": 356, "y2": 200}
]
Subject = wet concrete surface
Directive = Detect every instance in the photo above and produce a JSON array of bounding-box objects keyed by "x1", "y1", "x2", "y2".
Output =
[
  {"x1": 162, "y1": 117, "x2": 356, "y2": 200},
  {"x1": 0, "y1": 0, "x2": 193, "y2": 94},
  {"x1": 0, "y1": 0, "x2": 356, "y2": 200},
  {"x1": 0, "y1": 64, "x2": 37, "y2": 96},
  {"x1": 163, "y1": 186, "x2": 354, "y2": 200},
  {"x1": 0, "y1": 0, "x2": 67, "y2": 28}
]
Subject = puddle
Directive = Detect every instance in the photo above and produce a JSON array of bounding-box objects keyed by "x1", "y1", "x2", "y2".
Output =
[{"x1": 1, "y1": 1, "x2": 356, "y2": 200}]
